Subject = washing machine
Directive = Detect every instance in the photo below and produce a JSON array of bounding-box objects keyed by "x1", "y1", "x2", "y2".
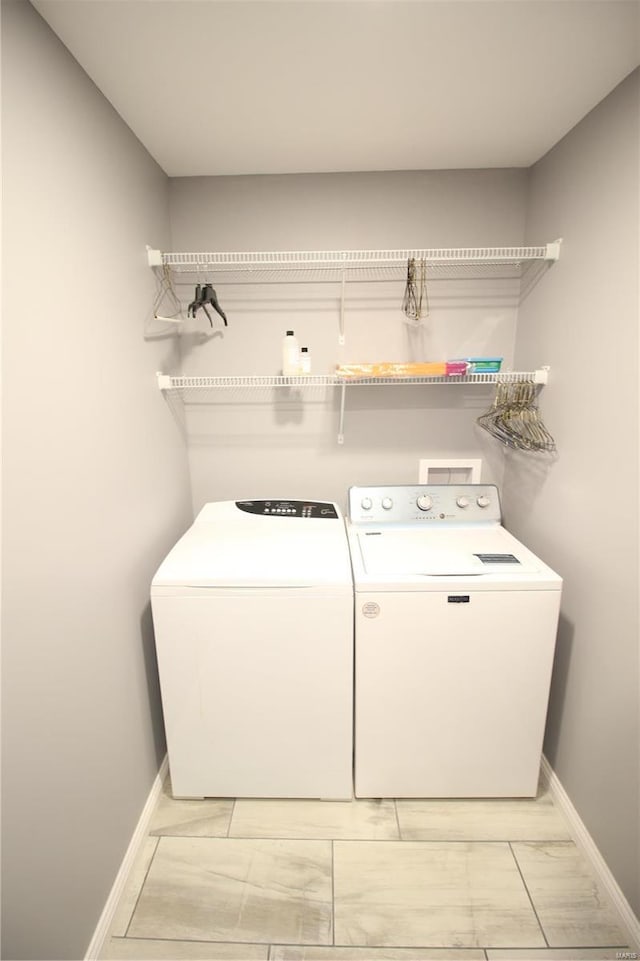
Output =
[
  {"x1": 347, "y1": 484, "x2": 562, "y2": 799},
  {"x1": 151, "y1": 499, "x2": 353, "y2": 799}
]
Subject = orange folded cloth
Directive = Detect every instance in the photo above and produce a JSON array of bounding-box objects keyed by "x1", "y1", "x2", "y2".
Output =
[{"x1": 336, "y1": 362, "x2": 447, "y2": 378}]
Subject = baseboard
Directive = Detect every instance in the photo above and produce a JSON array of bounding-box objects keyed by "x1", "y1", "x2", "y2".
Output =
[
  {"x1": 540, "y1": 754, "x2": 640, "y2": 952},
  {"x1": 84, "y1": 755, "x2": 168, "y2": 961}
]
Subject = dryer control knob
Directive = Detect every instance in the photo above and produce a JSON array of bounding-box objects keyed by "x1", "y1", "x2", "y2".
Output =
[
  {"x1": 381, "y1": 497, "x2": 394, "y2": 510},
  {"x1": 416, "y1": 494, "x2": 433, "y2": 511},
  {"x1": 476, "y1": 494, "x2": 491, "y2": 508},
  {"x1": 360, "y1": 497, "x2": 373, "y2": 511},
  {"x1": 456, "y1": 496, "x2": 470, "y2": 508}
]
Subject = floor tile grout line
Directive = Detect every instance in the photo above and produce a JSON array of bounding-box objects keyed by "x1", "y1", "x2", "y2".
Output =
[
  {"x1": 110, "y1": 934, "x2": 274, "y2": 947},
  {"x1": 122, "y1": 835, "x2": 160, "y2": 940},
  {"x1": 508, "y1": 840, "x2": 550, "y2": 949},
  {"x1": 227, "y1": 798, "x2": 237, "y2": 837},
  {"x1": 107, "y1": 931, "x2": 632, "y2": 950},
  {"x1": 151, "y1": 832, "x2": 578, "y2": 843},
  {"x1": 331, "y1": 838, "x2": 336, "y2": 946},
  {"x1": 393, "y1": 797, "x2": 403, "y2": 839}
]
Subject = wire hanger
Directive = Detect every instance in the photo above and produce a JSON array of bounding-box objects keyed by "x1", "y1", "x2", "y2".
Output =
[
  {"x1": 153, "y1": 264, "x2": 186, "y2": 324},
  {"x1": 477, "y1": 380, "x2": 556, "y2": 453},
  {"x1": 402, "y1": 258, "x2": 429, "y2": 324}
]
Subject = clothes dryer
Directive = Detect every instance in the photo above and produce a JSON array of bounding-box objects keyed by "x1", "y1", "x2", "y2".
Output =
[
  {"x1": 347, "y1": 485, "x2": 562, "y2": 798},
  {"x1": 151, "y1": 499, "x2": 353, "y2": 799}
]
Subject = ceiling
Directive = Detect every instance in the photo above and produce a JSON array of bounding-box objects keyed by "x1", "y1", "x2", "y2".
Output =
[{"x1": 31, "y1": 0, "x2": 640, "y2": 178}]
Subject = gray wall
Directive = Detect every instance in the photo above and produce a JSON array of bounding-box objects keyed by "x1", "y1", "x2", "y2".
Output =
[
  {"x1": 2, "y1": 2, "x2": 637, "y2": 954},
  {"x1": 169, "y1": 170, "x2": 528, "y2": 512},
  {"x1": 502, "y1": 70, "x2": 640, "y2": 915},
  {"x1": 1, "y1": 2, "x2": 193, "y2": 958}
]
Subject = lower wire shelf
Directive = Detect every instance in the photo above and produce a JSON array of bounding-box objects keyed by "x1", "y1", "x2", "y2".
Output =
[
  {"x1": 157, "y1": 369, "x2": 549, "y2": 390},
  {"x1": 156, "y1": 368, "x2": 550, "y2": 444}
]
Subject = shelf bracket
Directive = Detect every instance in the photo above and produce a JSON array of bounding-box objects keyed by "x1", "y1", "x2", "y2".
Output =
[
  {"x1": 147, "y1": 246, "x2": 163, "y2": 268},
  {"x1": 545, "y1": 239, "x2": 562, "y2": 262},
  {"x1": 337, "y1": 381, "x2": 346, "y2": 445},
  {"x1": 534, "y1": 366, "x2": 550, "y2": 385},
  {"x1": 338, "y1": 272, "x2": 346, "y2": 346}
]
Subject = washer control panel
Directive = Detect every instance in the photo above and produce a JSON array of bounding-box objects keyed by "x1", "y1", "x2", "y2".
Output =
[
  {"x1": 348, "y1": 485, "x2": 501, "y2": 524},
  {"x1": 236, "y1": 499, "x2": 339, "y2": 519}
]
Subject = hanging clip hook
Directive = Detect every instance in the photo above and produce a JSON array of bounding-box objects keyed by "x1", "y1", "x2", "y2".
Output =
[{"x1": 187, "y1": 284, "x2": 228, "y2": 327}]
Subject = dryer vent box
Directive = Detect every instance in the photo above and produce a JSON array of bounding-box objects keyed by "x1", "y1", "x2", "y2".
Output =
[{"x1": 419, "y1": 459, "x2": 482, "y2": 485}]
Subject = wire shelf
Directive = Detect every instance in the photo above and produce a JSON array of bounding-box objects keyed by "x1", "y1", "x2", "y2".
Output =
[
  {"x1": 148, "y1": 244, "x2": 561, "y2": 284},
  {"x1": 156, "y1": 368, "x2": 550, "y2": 444},
  {"x1": 157, "y1": 370, "x2": 549, "y2": 391}
]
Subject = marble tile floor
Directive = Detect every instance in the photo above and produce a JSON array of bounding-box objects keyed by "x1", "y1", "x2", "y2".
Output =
[{"x1": 100, "y1": 778, "x2": 631, "y2": 961}]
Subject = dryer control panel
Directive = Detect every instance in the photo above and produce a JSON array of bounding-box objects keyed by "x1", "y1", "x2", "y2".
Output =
[
  {"x1": 236, "y1": 499, "x2": 339, "y2": 519},
  {"x1": 348, "y1": 485, "x2": 501, "y2": 524}
]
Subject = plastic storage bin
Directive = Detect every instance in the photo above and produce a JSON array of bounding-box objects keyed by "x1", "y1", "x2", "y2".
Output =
[{"x1": 455, "y1": 357, "x2": 503, "y2": 373}]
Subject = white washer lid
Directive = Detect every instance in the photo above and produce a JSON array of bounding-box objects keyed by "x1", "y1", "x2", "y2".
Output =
[
  {"x1": 355, "y1": 526, "x2": 543, "y2": 577},
  {"x1": 152, "y1": 500, "x2": 353, "y2": 589}
]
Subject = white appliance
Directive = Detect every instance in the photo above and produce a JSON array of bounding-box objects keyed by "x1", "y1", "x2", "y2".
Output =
[
  {"x1": 347, "y1": 484, "x2": 562, "y2": 799},
  {"x1": 151, "y1": 499, "x2": 353, "y2": 799}
]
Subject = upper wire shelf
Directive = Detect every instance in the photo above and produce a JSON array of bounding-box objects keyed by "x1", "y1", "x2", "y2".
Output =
[{"x1": 147, "y1": 244, "x2": 561, "y2": 284}]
